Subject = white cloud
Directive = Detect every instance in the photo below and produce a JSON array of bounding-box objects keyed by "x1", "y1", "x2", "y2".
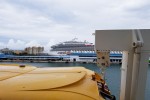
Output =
[
  {"x1": 0, "y1": 42, "x2": 5, "y2": 49},
  {"x1": 0, "y1": 0, "x2": 150, "y2": 50},
  {"x1": 0, "y1": 39, "x2": 57, "y2": 53},
  {"x1": 1, "y1": 39, "x2": 26, "y2": 50},
  {"x1": 44, "y1": 39, "x2": 56, "y2": 52},
  {"x1": 25, "y1": 40, "x2": 41, "y2": 47}
]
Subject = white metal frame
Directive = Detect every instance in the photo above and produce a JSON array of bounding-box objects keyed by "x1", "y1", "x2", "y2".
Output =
[{"x1": 95, "y1": 29, "x2": 150, "y2": 100}]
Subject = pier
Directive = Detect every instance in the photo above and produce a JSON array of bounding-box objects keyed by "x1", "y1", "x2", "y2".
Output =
[{"x1": 0, "y1": 54, "x2": 122, "y2": 64}]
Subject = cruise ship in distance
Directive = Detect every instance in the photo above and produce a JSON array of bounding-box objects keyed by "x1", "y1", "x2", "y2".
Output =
[
  {"x1": 49, "y1": 38, "x2": 122, "y2": 63},
  {"x1": 50, "y1": 38, "x2": 95, "y2": 56}
]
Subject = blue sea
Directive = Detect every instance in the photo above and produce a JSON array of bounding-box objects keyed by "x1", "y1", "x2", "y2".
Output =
[{"x1": 0, "y1": 62, "x2": 149, "y2": 100}]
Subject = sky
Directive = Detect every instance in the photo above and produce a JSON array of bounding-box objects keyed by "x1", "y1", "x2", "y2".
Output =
[{"x1": 0, "y1": 0, "x2": 150, "y2": 52}]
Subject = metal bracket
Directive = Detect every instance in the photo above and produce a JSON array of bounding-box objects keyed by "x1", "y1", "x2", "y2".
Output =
[
  {"x1": 96, "y1": 50, "x2": 110, "y2": 67},
  {"x1": 132, "y1": 30, "x2": 144, "y2": 48},
  {"x1": 96, "y1": 50, "x2": 110, "y2": 79}
]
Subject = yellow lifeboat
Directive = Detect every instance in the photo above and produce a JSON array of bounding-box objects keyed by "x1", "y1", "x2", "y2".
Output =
[{"x1": 0, "y1": 64, "x2": 115, "y2": 100}]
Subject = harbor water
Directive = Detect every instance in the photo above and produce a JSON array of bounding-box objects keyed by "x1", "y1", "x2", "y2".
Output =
[{"x1": 0, "y1": 62, "x2": 150, "y2": 100}]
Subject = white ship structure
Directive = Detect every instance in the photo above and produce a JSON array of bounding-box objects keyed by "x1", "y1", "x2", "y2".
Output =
[
  {"x1": 49, "y1": 38, "x2": 122, "y2": 63},
  {"x1": 50, "y1": 38, "x2": 94, "y2": 55}
]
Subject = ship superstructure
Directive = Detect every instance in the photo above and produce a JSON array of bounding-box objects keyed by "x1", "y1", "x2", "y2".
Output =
[{"x1": 50, "y1": 38, "x2": 94, "y2": 55}]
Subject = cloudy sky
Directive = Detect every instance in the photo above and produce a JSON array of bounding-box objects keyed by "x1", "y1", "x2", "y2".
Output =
[{"x1": 0, "y1": 0, "x2": 150, "y2": 52}]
